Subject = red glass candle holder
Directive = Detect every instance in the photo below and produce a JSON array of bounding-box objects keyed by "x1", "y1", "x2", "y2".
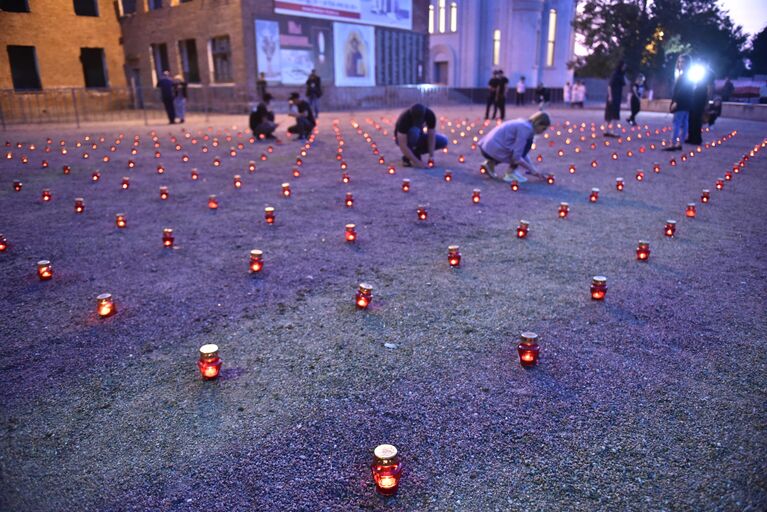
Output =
[
  {"x1": 471, "y1": 189, "x2": 481, "y2": 204},
  {"x1": 248, "y1": 161, "x2": 256, "y2": 173},
  {"x1": 264, "y1": 206, "x2": 275, "y2": 224},
  {"x1": 356, "y1": 283, "x2": 373, "y2": 309},
  {"x1": 208, "y1": 195, "x2": 219, "y2": 210},
  {"x1": 160, "y1": 186, "x2": 169, "y2": 200},
  {"x1": 558, "y1": 202, "x2": 569, "y2": 218},
  {"x1": 510, "y1": 180, "x2": 519, "y2": 191},
  {"x1": 281, "y1": 182, "x2": 291, "y2": 198},
  {"x1": 444, "y1": 170, "x2": 452, "y2": 182},
  {"x1": 635, "y1": 171, "x2": 644, "y2": 181},
  {"x1": 213, "y1": 157, "x2": 221, "y2": 167},
  {"x1": 249, "y1": 249, "x2": 263, "y2": 272},
  {"x1": 417, "y1": 205, "x2": 428, "y2": 221},
  {"x1": 115, "y1": 213, "x2": 127, "y2": 228},
  {"x1": 0, "y1": 234, "x2": 7, "y2": 252},
  {"x1": 234, "y1": 175, "x2": 242, "y2": 189},
  {"x1": 342, "y1": 173, "x2": 350, "y2": 184},
  {"x1": 345, "y1": 223, "x2": 357, "y2": 242},
  {"x1": 97, "y1": 293, "x2": 116, "y2": 317},
  {"x1": 13, "y1": 180, "x2": 22, "y2": 192},
  {"x1": 37, "y1": 260, "x2": 53, "y2": 280},
  {"x1": 715, "y1": 179, "x2": 724, "y2": 190},
  {"x1": 458, "y1": 154, "x2": 465, "y2": 163},
  {"x1": 119, "y1": 176, "x2": 130, "y2": 189},
  {"x1": 636, "y1": 241, "x2": 650, "y2": 261},
  {"x1": 371, "y1": 444, "x2": 402, "y2": 496},
  {"x1": 701, "y1": 189, "x2": 710, "y2": 203},
  {"x1": 724, "y1": 171, "x2": 732, "y2": 181},
  {"x1": 42, "y1": 189, "x2": 52, "y2": 202},
  {"x1": 589, "y1": 188, "x2": 599, "y2": 203},
  {"x1": 615, "y1": 178, "x2": 624, "y2": 191},
  {"x1": 479, "y1": 164, "x2": 487, "y2": 175},
  {"x1": 591, "y1": 160, "x2": 598, "y2": 168},
  {"x1": 516, "y1": 220, "x2": 529, "y2": 239},
  {"x1": 157, "y1": 164, "x2": 165, "y2": 174},
  {"x1": 340, "y1": 161, "x2": 347, "y2": 170},
  {"x1": 198, "y1": 344, "x2": 222, "y2": 380},
  {"x1": 448, "y1": 245, "x2": 461, "y2": 267},
  {"x1": 345, "y1": 192, "x2": 354, "y2": 208},
  {"x1": 653, "y1": 163, "x2": 660, "y2": 173},
  {"x1": 685, "y1": 203, "x2": 696, "y2": 218},
  {"x1": 427, "y1": 158, "x2": 435, "y2": 168},
  {"x1": 517, "y1": 331, "x2": 540, "y2": 367},
  {"x1": 568, "y1": 164, "x2": 576, "y2": 174},
  {"x1": 293, "y1": 167, "x2": 301, "y2": 178},
  {"x1": 590, "y1": 276, "x2": 607, "y2": 300},
  {"x1": 664, "y1": 220, "x2": 676, "y2": 237},
  {"x1": 74, "y1": 197, "x2": 85, "y2": 213},
  {"x1": 163, "y1": 228, "x2": 174, "y2": 248},
  {"x1": 182, "y1": 154, "x2": 189, "y2": 162},
  {"x1": 401, "y1": 179, "x2": 410, "y2": 192},
  {"x1": 546, "y1": 174, "x2": 555, "y2": 185},
  {"x1": 669, "y1": 158, "x2": 677, "y2": 167},
  {"x1": 260, "y1": 153, "x2": 268, "y2": 161}
]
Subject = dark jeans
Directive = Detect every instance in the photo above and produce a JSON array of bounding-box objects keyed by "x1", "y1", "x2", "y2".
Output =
[
  {"x1": 162, "y1": 98, "x2": 176, "y2": 124},
  {"x1": 288, "y1": 117, "x2": 314, "y2": 139},
  {"x1": 628, "y1": 96, "x2": 640, "y2": 123},
  {"x1": 485, "y1": 95, "x2": 496, "y2": 119},
  {"x1": 406, "y1": 127, "x2": 448, "y2": 158},
  {"x1": 515, "y1": 92, "x2": 524, "y2": 106},
  {"x1": 687, "y1": 109, "x2": 703, "y2": 145},
  {"x1": 308, "y1": 95, "x2": 320, "y2": 118},
  {"x1": 495, "y1": 98, "x2": 506, "y2": 120}
]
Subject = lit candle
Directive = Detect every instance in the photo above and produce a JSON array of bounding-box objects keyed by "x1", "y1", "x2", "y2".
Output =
[
  {"x1": 97, "y1": 293, "x2": 116, "y2": 317},
  {"x1": 591, "y1": 160, "x2": 598, "y2": 168},
  {"x1": 516, "y1": 220, "x2": 529, "y2": 239},
  {"x1": 41, "y1": 189, "x2": 52, "y2": 202},
  {"x1": 517, "y1": 331, "x2": 540, "y2": 367},
  {"x1": 0, "y1": 234, "x2": 6, "y2": 252},
  {"x1": 198, "y1": 344, "x2": 222, "y2": 380},
  {"x1": 13, "y1": 180, "x2": 22, "y2": 192},
  {"x1": 664, "y1": 220, "x2": 676, "y2": 238},
  {"x1": 558, "y1": 202, "x2": 569, "y2": 218},
  {"x1": 296, "y1": 157, "x2": 303, "y2": 166},
  {"x1": 479, "y1": 164, "x2": 487, "y2": 175},
  {"x1": 471, "y1": 189, "x2": 481, "y2": 204},
  {"x1": 701, "y1": 189, "x2": 710, "y2": 203},
  {"x1": 653, "y1": 163, "x2": 660, "y2": 173},
  {"x1": 589, "y1": 188, "x2": 599, "y2": 203},
  {"x1": 182, "y1": 154, "x2": 189, "y2": 162},
  {"x1": 248, "y1": 161, "x2": 256, "y2": 173},
  {"x1": 163, "y1": 228, "x2": 174, "y2": 248},
  {"x1": 191, "y1": 169, "x2": 199, "y2": 181},
  {"x1": 264, "y1": 206, "x2": 275, "y2": 224},
  {"x1": 234, "y1": 175, "x2": 242, "y2": 189},
  {"x1": 444, "y1": 170, "x2": 452, "y2": 182},
  {"x1": 590, "y1": 276, "x2": 607, "y2": 300},
  {"x1": 160, "y1": 186, "x2": 169, "y2": 200},
  {"x1": 546, "y1": 174, "x2": 555, "y2": 185},
  {"x1": 115, "y1": 213, "x2": 127, "y2": 228},
  {"x1": 715, "y1": 179, "x2": 724, "y2": 191},
  {"x1": 427, "y1": 158, "x2": 435, "y2": 168},
  {"x1": 340, "y1": 161, "x2": 347, "y2": 170},
  {"x1": 293, "y1": 167, "x2": 301, "y2": 177},
  {"x1": 458, "y1": 154, "x2": 465, "y2": 163},
  {"x1": 120, "y1": 177, "x2": 130, "y2": 189},
  {"x1": 356, "y1": 283, "x2": 373, "y2": 309},
  {"x1": 401, "y1": 179, "x2": 410, "y2": 192},
  {"x1": 249, "y1": 249, "x2": 263, "y2": 272},
  {"x1": 669, "y1": 158, "x2": 677, "y2": 167},
  {"x1": 378, "y1": 156, "x2": 386, "y2": 165},
  {"x1": 260, "y1": 153, "x2": 268, "y2": 161},
  {"x1": 128, "y1": 159, "x2": 135, "y2": 168},
  {"x1": 448, "y1": 245, "x2": 461, "y2": 267},
  {"x1": 724, "y1": 171, "x2": 732, "y2": 181},
  {"x1": 90, "y1": 170, "x2": 101, "y2": 182},
  {"x1": 213, "y1": 158, "x2": 221, "y2": 167},
  {"x1": 685, "y1": 203, "x2": 696, "y2": 218},
  {"x1": 37, "y1": 260, "x2": 53, "y2": 280},
  {"x1": 74, "y1": 197, "x2": 85, "y2": 213},
  {"x1": 157, "y1": 164, "x2": 165, "y2": 174},
  {"x1": 208, "y1": 195, "x2": 219, "y2": 210},
  {"x1": 615, "y1": 178, "x2": 624, "y2": 191},
  {"x1": 636, "y1": 241, "x2": 650, "y2": 261},
  {"x1": 282, "y1": 182, "x2": 291, "y2": 198},
  {"x1": 345, "y1": 192, "x2": 354, "y2": 208},
  {"x1": 510, "y1": 180, "x2": 519, "y2": 192},
  {"x1": 342, "y1": 173, "x2": 350, "y2": 184},
  {"x1": 345, "y1": 223, "x2": 357, "y2": 242},
  {"x1": 635, "y1": 171, "x2": 644, "y2": 181},
  {"x1": 417, "y1": 205, "x2": 428, "y2": 221},
  {"x1": 371, "y1": 444, "x2": 402, "y2": 496},
  {"x1": 568, "y1": 164, "x2": 576, "y2": 174}
]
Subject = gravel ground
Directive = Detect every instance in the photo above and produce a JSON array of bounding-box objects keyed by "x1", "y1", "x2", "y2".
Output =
[{"x1": 1, "y1": 106, "x2": 766, "y2": 512}]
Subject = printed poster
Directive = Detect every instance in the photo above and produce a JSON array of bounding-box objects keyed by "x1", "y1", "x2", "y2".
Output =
[
  {"x1": 333, "y1": 22, "x2": 375, "y2": 87},
  {"x1": 275, "y1": 0, "x2": 412, "y2": 30}
]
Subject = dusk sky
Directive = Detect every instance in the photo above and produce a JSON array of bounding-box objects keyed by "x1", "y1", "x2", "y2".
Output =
[{"x1": 719, "y1": 0, "x2": 767, "y2": 36}]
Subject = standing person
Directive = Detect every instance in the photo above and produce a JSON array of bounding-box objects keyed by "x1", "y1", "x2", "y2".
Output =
[
  {"x1": 156, "y1": 70, "x2": 176, "y2": 125},
  {"x1": 664, "y1": 54, "x2": 693, "y2": 151},
  {"x1": 287, "y1": 92, "x2": 316, "y2": 140},
  {"x1": 515, "y1": 76, "x2": 526, "y2": 106},
  {"x1": 576, "y1": 81, "x2": 587, "y2": 107},
  {"x1": 173, "y1": 74, "x2": 187, "y2": 124},
  {"x1": 687, "y1": 63, "x2": 712, "y2": 145},
  {"x1": 485, "y1": 70, "x2": 500, "y2": 120},
  {"x1": 250, "y1": 93, "x2": 278, "y2": 139},
  {"x1": 394, "y1": 103, "x2": 448, "y2": 168},
  {"x1": 627, "y1": 73, "x2": 645, "y2": 125},
  {"x1": 563, "y1": 81, "x2": 572, "y2": 107},
  {"x1": 257, "y1": 72, "x2": 268, "y2": 101},
  {"x1": 495, "y1": 69, "x2": 509, "y2": 120},
  {"x1": 305, "y1": 69, "x2": 322, "y2": 119},
  {"x1": 604, "y1": 60, "x2": 626, "y2": 136},
  {"x1": 720, "y1": 76, "x2": 734, "y2": 102},
  {"x1": 535, "y1": 82, "x2": 548, "y2": 110},
  {"x1": 478, "y1": 111, "x2": 551, "y2": 183}
]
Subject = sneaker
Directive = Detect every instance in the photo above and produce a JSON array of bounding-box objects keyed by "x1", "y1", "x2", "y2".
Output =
[
  {"x1": 482, "y1": 159, "x2": 497, "y2": 179},
  {"x1": 402, "y1": 157, "x2": 413, "y2": 167},
  {"x1": 504, "y1": 170, "x2": 528, "y2": 183}
]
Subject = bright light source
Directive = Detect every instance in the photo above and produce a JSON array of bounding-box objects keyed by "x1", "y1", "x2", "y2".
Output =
[{"x1": 687, "y1": 64, "x2": 706, "y2": 84}]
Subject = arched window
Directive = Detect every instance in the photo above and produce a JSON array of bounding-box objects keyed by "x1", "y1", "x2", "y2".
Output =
[
  {"x1": 450, "y1": 2, "x2": 458, "y2": 32},
  {"x1": 493, "y1": 29, "x2": 501, "y2": 66},
  {"x1": 428, "y1": 4, "x2": 435, "y2": 34},
  {"x1": 438, "y1": 0, "x2": 446, "y2": 33},
  {"x1": 546, "y1": 9, "x2": 557, "y2": 67}
]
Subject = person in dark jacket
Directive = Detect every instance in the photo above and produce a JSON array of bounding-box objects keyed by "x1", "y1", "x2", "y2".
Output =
[
  {"x1": 604, "y1": 60, "x2": 626, "y2": 136},
  {"x1": 535, "y1": 82, "x2": 549, "y2": 109},
  {"x1": 257, "y1": 72, "x2": 268, "y2": 101},
  {"x1": 157, "y1": 70, "x2": 176, "y2": 124},
  {"x1": 287, "y1": 92, "x2": 316, "y2": 140},
  {"x1": 720, "y1": 77, "x2": 734, "y2": 102},
  {"x1": 687, "y1": 63, "x2": 712, "y2": 145},
  {"x1": 249, "y1": 93, "x2": 277, "y2": 139},
  {"x1": 665, "y1": 54, "x2": 693, "y2": 151},
  {"x1": 394, "y1": 103, "x2": 448, "y2": 168},
  {"x1": 305, "y1": 69, "x2": 322, "y2": 118},
  {"x1": 495, "y1": 69, "x2": 509, "y2": 120},
  {"x1": 485, "y1": 70, "x2": 500, "y2": 120},
  {"x1": 627, "y1": 73, "x2": 644, "y2": 125}
]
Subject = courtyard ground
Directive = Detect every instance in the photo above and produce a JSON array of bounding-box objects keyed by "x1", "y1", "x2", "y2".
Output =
[{"x1": 1, "y1": 106, "x2": 766, "y2": 511}]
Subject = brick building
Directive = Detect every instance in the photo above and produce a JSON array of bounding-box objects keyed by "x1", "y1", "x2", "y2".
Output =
[{"x1": 0, "y1": 0, "x2": 126, "y2": 89}]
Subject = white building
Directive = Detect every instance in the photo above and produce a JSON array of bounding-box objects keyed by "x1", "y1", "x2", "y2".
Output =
[{"x1": 427, "y1": 0, "x2": 576, "y2": 88}]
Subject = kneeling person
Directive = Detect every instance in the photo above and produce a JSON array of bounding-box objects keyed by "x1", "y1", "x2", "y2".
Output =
[
  {"x1": 478, "y1": 111, "x2": 551, "y2": 183},
  {"x1": 394, "y1": 104, "x2": 448, "y2": 168},
  {"x1": 287, "y1": 92, "x2": 316, "y2": 140},
  {"x1": 249, "y1": 93, "x2": 278, "y2": 139}
]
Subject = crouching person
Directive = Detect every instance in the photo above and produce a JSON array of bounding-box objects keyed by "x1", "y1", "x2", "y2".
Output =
[
  {"x1": 394, "y1": 103, "x2": 448, "y2": 168},
  {"x1": 478, "y1": 111, "x2": 551, "y2": 183},
  {"x1": 287, "y1": 92, "x2": 316, "y2": 140},
  {"x1": 249, "y1": 93, "x2": 278, "y2": 140}
]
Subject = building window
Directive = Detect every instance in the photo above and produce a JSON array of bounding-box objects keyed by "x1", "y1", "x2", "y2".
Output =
[
  {"x1": 438, "y1": 0, "x2": 446, "y2": 33},
  {"x1": 7, "y1": 45, "x2": 41, "y2": 90},
  {"x1": 492, "y1": 29, "x2": 501, "y2": 66},
  {"x1": 450, "y1": 2, "x2": 457, "y2": 32},
  {"x1": 178, "y1": 39, "x2": 200, "y2": 83},
  {"x1": 148, "y1": 0, "x2": 162, "y2": 10},
  {"x1": 120, "y1": 0, "x2": 136, "y2": 14},
  {"x1": 73, "y1": 0, "x2": 98, "y2": 15},
  {"x1": 546, "y1": 9, "x2": 557, "y2": 67},
  {"x1": 150, "y1": 43, "x2": 170, "y2": 85},
  {"x1": 209, "y1": 35, "x2": 232, "y2": 83},
  {"x1": 1, "y1": 0, "x2": 30, "y2": 12},
  {"x1": 80, "y1": 48, "x2": 108, "y2": 87},
  {"x1": 428, "y1": 4, "x2": 434, "y2": 34}
]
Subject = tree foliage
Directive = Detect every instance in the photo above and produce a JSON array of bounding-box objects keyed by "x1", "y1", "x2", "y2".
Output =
[{"x1": 749, "y1": 25, "x2": 767, "y2": 75}]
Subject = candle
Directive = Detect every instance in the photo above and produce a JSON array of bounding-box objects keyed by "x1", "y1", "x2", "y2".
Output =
[
  {"x1": 293, "y1": 167, "x2": 301, "y2": 177},
  {"x1": 41, "y1": 189, "x2": 52, "y2": 202},
  {"x1": 636, "y1": 241, "x2": 650, "y2": 261},
  {"x1": 458, "y1": 154, "x2": 465, "y2": 163},
  {"x1": 546, "y1": 174, "x2": 555, "y2": 185},
  {"x1": 701, "y1": 189, "x2": 710, "y2": 203},
  {"x1": 444, "y1": 170, "x2": 452, "y2": 182},
  {"x1": 510, "y1": 180, "x2": 519, "y2": 192},
  {"x1": 208, "y1": 195, "x2": 219, "y2": 210},
  {"x1": 517, "y1": 331, "x2": 540, "y2": 367},
  {"x1": 213, "y1": 157, "x2": 221, "y2": 167},
  {"x1": 340, "y1": 161, "x2": 347, "y2": 170},
  {"x1": 568, "y1": 164, "x2": 576, "y2": 174},
  {"x1": 13, "y1": 180, "x2": 22, "y2": 192},
  {"x1": 160, "y1": 186, "x2": 169, "y2": 200},
  {"x1": 371, "y1": 444, "x2": 402, "y2": 496},
  {"x1": 479, "y1": 164, "x2": 487, "y2": 175},
  {"x1": 558, "y1": 202, "x2": 569, "y2": 218},
  {"x1": 715, "y1": 179, "x2": 724, "y2": 190},
  {"x1": 591, "y1": 160, "x2": 598, "y2": 168},
  {"x1": 157, "y1": 164, "x2": 165, "y2": 174},
  {"x1": 724, "y1": 171, "x2": 732, "y2": 181},
  {"x1": 589, "y1": 188, "x2": 599, "y2": 203},
  {"x1": 0, "y1": 234, "x2": 7, "y2": 252},
  {"x1": 296, "y1": 157, "x2": 303, "y2": 167},
  {"x1": 261, "y1": 152, "x2": 268, "y2": 161},
  {"x1": 198, "y1": 344, "x2": 222, "y2": 380},
  {"x1": 401, "y1": 179, "x2": 410, "y2": 192},
  {"x1": 115, "y1": 213, "x2": 127, "y2": 228},
  {"x1": 685, "y1": 203, "x2": 696, "y2": 218},
  {"x1": 248, "y1": 161, "x2": 256, "y2": 173},
  {"x1": 471, "y1": 189, "x2": 481, "y2": 204},
  {"x1": 355, "y1": 283, "x2": 373, "y2": 309},
  {"x1": 448, "y1": 245, "x2": 461, "y2": 267},
  {"x1": 342, "y1": 173, "x2": 350, "y2": 184},
  {"x1": 280, "y1": 182, "x2": 291, "y2": 198},
  {"x1": 635, "y1": 171, "x2": 644, "y2": 181},
  {"x1": 191, "y1": 169, "x2": 199, "y2": 180},
  {"x1": 516, "y1": 220, "x2": 529, "y2": 239},
  {"x1": 417, "y1": 205, "x2": 428, "y2": 221},
  {"x1": 653, "y1": 163, "x2": 660, "y2": 173},
  {"x1": 615, "y1": 178, "x2": 624, "y2": 191},
  {"x1": 121, "y1": 177, "x2": 130, "y2": 189},
  {"x1": 163, "y1": 228, "x2": 174, "y2": 248},
  {"x1": 234, "y1": 175, "x2": 242, "y2": 189},
  {"x1": 669, "y1": 158, "x2": 677, "y2": 167},
  {"x1": 74, "y1": 197, "x2": 85, "y2": 213},
  {"x1": 249, "y1": 249, "x2": 263, "y2": 272},
  {"x1": 664, "y1": 220, "x2": 676, "y2": 237},
  {"x1": 345, "y1": 192, "x2": 354, "y2": 208},
  {"x1": 264, "y1": 206, "x2": 275, "y2": 224},
  {"x1": 97, "y1": 293, "x2": 116, "y2": 317},
  {"x1": 37, "y1": 260, "x2": 53, "y2": 280},
  {"x1": 345, "y1": 223, "x2": 357, "y2": 242},
  {"x1": 427, "y1": 158, "x2": 434, "y2": 168},
  {"x1": 590, "y1": 276, "x2": 607, "y2": 300},
  {"x1": 182, "y1": 154, "x2": 189, "y2": 162}
]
